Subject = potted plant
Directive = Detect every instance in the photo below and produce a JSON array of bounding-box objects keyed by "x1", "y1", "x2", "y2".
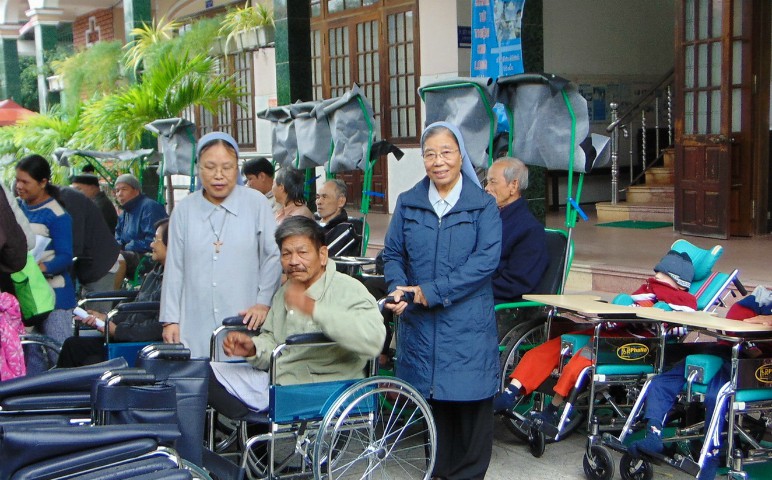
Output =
[
  {"x1": 255, "y1": 3, "x2": 275, "y2": 47},
  {"x1": 220, "y1": 2, "x2": 261, "y2": 53}
]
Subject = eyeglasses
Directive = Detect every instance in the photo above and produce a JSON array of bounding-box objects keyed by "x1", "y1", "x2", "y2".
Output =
[{"x1": 422, "y1": 149, "x2": 459, "y2": 162}]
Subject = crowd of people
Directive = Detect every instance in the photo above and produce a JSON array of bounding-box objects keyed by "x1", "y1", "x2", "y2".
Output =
[{"x1": 0, "y1": 123, "x2": 769, "y2": 480}]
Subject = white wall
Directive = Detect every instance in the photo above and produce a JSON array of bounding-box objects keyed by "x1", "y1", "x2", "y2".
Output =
[
  {"x1": 543, "y1": 0, "x2": 674, "y2": 77},
  {"x1": 385, "y1": 0, "x2": 464, "y2": 212},
  {"x1": 252, "y1": 47, "x2": 276, "y2": 156}
]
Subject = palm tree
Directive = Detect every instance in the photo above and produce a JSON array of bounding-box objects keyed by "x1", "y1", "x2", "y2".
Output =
[
  {"x1": 0, "y1": 106, "x2": 79, "y2": 185},
  {"x1": 123, "y1": 16, "x2": 180, "y2": 76},
  {"x1": 76, "y1": 52, "x2": 240, "y2": 150}
]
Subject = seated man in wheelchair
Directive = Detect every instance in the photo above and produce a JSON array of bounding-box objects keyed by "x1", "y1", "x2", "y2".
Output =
[
  {"x1": 485, "y1": 157, "x2": 549, "y2": 338},
  {"x1": 208, "y1": 216, "x2": 386, "y2": 418},
  {"x1": 494, "y1": 250, "x2": 697, "y2": 422},
  {"x1": 315, "y1": 178, "x2": 360, "y2": 258},
  {"x1": 627, "y1": 287, "x2": 772, "y2": 480},
  {"x1": 56, "y1": 218, "x2": 168, "y2": 367}
]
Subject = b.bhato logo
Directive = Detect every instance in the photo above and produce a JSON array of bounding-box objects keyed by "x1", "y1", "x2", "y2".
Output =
[
  {"x1": 754, "y1": 364, "x2": 772, "y2": 384},
  {"x1": 616, "y1": 343, "x2": 649, "y2": 361}
]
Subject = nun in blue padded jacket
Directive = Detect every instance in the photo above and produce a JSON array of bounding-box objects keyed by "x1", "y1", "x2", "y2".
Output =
[{"x1": 383, "y1": 121, "x2": 501, "y2": 480}]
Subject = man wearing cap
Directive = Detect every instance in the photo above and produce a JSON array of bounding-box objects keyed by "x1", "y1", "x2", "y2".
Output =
[
  {"x1": 71, "y1": 174, "x2": 118, "y2": 233},
  {"x1": 114, "y1": 173, "x2": 168, "y2": 280},
  {"x1": 160, "y1": 132, "x2": 281, "y2": 357}
]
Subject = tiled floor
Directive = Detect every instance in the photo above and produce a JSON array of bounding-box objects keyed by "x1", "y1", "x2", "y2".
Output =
[{"x1": 363, "y1": 206, "x2": 772, "y2": 292}]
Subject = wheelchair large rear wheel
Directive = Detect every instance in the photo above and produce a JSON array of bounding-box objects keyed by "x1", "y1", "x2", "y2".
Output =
[
  {"x1": 498, "y1": 322, "x2": 547, "y2": 440},
  {"x1": 313, "y1": 377, "x2": 436, "y2": 480}
]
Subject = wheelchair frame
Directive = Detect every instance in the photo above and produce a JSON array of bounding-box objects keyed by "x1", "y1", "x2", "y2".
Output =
[
  {"x1": 594, "y1": 331, "x2": 772, "y2": 480},
  {"x1": 207, "y1": 319, "x2": 437, "y2": 480}
]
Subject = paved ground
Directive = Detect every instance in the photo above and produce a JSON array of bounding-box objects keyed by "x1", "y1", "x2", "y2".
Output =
[{"x1": 487, "y1": 420, "x2": 694, "y2": 480}]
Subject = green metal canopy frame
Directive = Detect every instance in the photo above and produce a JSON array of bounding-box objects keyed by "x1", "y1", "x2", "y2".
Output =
[{"x1": 53, "y1": 148, "x2": 161, "y2": 202}]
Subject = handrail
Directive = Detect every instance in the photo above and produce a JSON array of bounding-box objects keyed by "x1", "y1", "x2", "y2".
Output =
[{"x1": 606, "y1": 68, "x2": 674, "y2": 132}]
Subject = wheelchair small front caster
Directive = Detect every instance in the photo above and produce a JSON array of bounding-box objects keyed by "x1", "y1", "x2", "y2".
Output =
[
  {"x1": 528, "y1": 427, "x2": 545, "y2": 458},
  {"x1": 583, "y1": 445, "x2": 614, "y2": 480},
  {"x1": 619, "y1": 453, "x2": 653, "y2": 480}
]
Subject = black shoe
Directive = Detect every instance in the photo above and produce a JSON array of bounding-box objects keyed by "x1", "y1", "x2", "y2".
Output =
[{"x1": 493, "y1": 384, "x2": 520, "y2": 413}]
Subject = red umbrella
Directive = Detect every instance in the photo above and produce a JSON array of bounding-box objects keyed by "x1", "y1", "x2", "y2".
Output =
[{"x1": 0, "y1": 99, "x2": 35, "y2": 126}]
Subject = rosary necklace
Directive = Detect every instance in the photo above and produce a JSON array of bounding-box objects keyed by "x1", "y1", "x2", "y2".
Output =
[{"x1": 209, "y1": 208, "x2": 228, "y2": 253}]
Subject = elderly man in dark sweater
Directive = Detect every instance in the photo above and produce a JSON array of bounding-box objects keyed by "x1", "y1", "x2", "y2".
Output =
[{"x1": 485, "y1": 157, "x2": 548, "y2": 304}]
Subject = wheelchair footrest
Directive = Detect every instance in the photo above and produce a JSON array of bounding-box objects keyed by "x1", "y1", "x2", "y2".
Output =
[
  {"x1": 530, "y1": 415, "x2": 560, "y2": 439},
  {"x1": 601, "y1": 433, "x2": 700, "y2": 476}
]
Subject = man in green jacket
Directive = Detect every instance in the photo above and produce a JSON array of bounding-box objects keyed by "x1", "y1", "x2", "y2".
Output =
[{"x1": 208, "y1": 216, "x2": 386, "y2": 417}]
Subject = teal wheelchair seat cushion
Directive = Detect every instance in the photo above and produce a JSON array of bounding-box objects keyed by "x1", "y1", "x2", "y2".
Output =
[
  {"x1": 596, "y1": 364, "x2": 655, "y2": 375},
  {"x1": 561, "y1": 334, "x2": 591, "y2": 353},
  {"x1": 735, "y1": 388, "x2": 772, "y2": 403}
]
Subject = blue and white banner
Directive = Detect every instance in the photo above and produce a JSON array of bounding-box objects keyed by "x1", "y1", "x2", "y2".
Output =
[{"x1": 471, "y1": 0, "x2": 526, "y2": 78}]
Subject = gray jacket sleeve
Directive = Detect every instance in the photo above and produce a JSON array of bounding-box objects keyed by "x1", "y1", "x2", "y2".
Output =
[{"x1": 3, "y1": 184, "x2": 34, "y2": 249}]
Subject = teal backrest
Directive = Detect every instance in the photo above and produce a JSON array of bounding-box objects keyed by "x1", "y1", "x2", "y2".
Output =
[{"x1": 671, "y1": 239, "x2": 723, "y2": 282}]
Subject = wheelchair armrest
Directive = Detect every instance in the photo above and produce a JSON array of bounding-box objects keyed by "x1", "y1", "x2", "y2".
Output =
[
  {"x1": 495, "y1": 299, "x2": 547, "y2": 311},
  {"x1": 285, "y1": 332, "x2": 333, "y2": 345},
  {"x1": 12, "y1": 447, "x2": 180, "y2": 480},
  {"x1": 106, "y1": 371, "x2": 157, "y2": 386},
  {"x1": 139, "y1": 343, "x2": 191, "y2": 360},
  {"x1": 222, "y1": 316, "x2": 245, "y2": 327},
  {"x1": 113, "y1": 301, "x2": 160, "y2": 314},
  {"x1": 0, "y1": 415, "x2": 72, "y2": 428},
  {"x1": 82, "y1": 290, "x2": 140, "y2": 302},
  {"x1": 0, "y1": 423, "x2": 181, "y2": 479},
  {"x1": 0, "y1": 358, "x2": 128, "y2": 400},
  {"x1": 1, "y1": 392, "x2": 92, "y2": 412}
]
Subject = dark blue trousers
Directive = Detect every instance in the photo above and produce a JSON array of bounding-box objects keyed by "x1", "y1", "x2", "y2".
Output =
[{"x1": 644, "y1": 359, "x2": 731, "y2": 427}]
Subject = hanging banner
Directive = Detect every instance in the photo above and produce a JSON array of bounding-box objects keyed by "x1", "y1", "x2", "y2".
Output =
[{"x1": 471, "y1": 0, "x2": 526, "y2": 79}]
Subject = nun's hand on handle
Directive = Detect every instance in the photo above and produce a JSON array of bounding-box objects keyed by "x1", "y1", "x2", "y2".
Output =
[
  {"x1": 401, "y1": 285, "x2": 427, "y2": 307},
  {"x1": 385, "y1": 289, "x2": 409, "y2": 315}
]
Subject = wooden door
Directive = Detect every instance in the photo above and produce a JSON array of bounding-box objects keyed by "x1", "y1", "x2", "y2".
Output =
[{"x1": 675, "y1": 0, "x2": 754, "y2": 238}]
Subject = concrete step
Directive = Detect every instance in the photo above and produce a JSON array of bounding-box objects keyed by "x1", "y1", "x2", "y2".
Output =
[
  {"x1": 662, "y1": 148, "x2": 675, "y2": 168},
  {"x1": 645, "y1": 167, "x2": 674, "y2": 185},
  {"x1": 595, "y1": 201, "x2": 674, "y2": 223},
  {"x1": 627, "y1": 184, "x2": 674, "y2": 203}
]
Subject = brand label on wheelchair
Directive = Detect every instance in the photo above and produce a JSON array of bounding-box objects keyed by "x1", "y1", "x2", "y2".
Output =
[
  {"x1": 597, "y1": 338, "x2": 658, "y2": 364},
  {"x1": 616, "y1": 343, "x2": 650, "y2": 361},
  {"x1": 754, "y1": 365, "x2": 772, "y2": 384},
  {"x1": 737, "y1": 359, "x2": 772, "y2": 389}
]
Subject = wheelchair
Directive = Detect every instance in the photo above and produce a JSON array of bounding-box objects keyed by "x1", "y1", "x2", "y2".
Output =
[
  {"x1": 494, "y1": 228, "x2": 574, "y2": 445},
  {"x1": 499, "y1": 240, "x2": 745, "y2": 453},
  {"x1": 0, "y1": 352, "x2": 212, "y2": 479},
  {"x1": 591, "y1": 331, "x2": 772, "y2": 480},
  {"x1": 207, "y1": 315, "x2": 437, "y2": 480}
]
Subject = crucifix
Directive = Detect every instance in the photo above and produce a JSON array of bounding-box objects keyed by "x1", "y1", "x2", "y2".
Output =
[{"x1": 213, "y1": 240, "x2": 223, "y2": 253}]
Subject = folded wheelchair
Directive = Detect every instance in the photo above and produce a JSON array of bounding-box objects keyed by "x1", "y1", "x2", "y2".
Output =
[{"x1": 0, "y1": 348, "x2": 214, "y2": 479}]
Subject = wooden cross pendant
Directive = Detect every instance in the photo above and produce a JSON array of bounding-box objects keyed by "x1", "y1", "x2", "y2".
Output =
[{"x1": 213, "y1": 240, "x2": 223, "y2": 253}]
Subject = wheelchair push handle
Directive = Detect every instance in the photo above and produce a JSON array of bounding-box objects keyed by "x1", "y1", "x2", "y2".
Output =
[{"x1": 386, "y1": 290, "x2": 414, "y2": 304}]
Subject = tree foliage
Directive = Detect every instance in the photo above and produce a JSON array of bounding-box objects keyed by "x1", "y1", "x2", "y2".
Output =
[{"x1": 76, "y1": 53, "x2": 239, "y2": 150}]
